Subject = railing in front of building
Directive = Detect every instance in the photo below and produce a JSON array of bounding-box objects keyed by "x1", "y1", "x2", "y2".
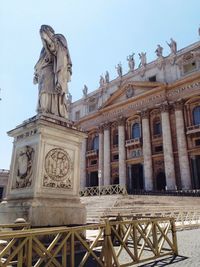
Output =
[
  {"x1": 0, "y1": 169, "x2": 9, "y2": 175},
  {"x1": 125, "y1": 137, "x2": 141, "y2": 147},
  {"x1": 86, "y1": 149, "x2": 98, "y2": 157},
  {"x1": 0, "y1": 217, "x2": 178, "y2": 267},
  {"x1": 128, "y1": 189, "x2": 200, "y2": 197},
  {"x1": 186, "y1": 123, "x2": 200, "y2": 133},
  {"x1": 80, "y1": 184, "x2": 127, "y2": 197}
]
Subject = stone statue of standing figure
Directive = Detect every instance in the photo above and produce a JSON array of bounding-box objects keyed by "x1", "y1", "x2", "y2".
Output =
[
  {"x1": 33, "y1": 25, "x2": 72, "y2": 119},
  {"x1": 155, "y1": 44, "x2": 163, "y2": 58},
  {"x1": 167, "y1": 38, "x2": 177, "y2": 54},
  {"x1": 138, "y1": 52, "x2": 147, "y2": 67},
  {"x1": 127, "y1": 53, "x2": 135, "y2": 71},
  {"x1": 115, "y1": 63, "x2": 122, "y2": 77}
]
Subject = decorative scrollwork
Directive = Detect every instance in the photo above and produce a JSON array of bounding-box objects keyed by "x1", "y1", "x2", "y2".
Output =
[{"x1": 14, "y1": 146, "x2": 34, "y2": 189}]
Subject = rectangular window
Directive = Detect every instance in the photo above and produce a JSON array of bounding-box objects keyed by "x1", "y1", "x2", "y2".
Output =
[
  {"x1": 195, "y1": 139, "x2": 200, "y2": 146},
  {"x1": 88, "y1": 104, "x2": 96, "y2": 113},
  {"x1": 75, "y1": 110, "x2": 80, "y2": 121},
  {"x1": 113, "y1": 154, "x2": 119, "y2": 161},
  {"x1": 91, "y1": 159, "x2": 97, "y2": 165},
  {"x1": 0, "y1": 187, "x2": 4, "y2": 199},
  {"x1": 154, "y1": 145, "x2": 163, "y2": 153},
  {"x1": 149, "y1": 75, "x2": 157, "y2": 82},
  {"x1": 183, "y1": 61, "x2": 196, "y2": 74}
]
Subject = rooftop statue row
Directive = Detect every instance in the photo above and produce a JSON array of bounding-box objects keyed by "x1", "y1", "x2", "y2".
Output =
[
  {"x1": 81, "y1": 38, "x2": 178, "y2": 97},
  {"x1": 95, "y1": 38, "x2": 178, "y2": 89}
]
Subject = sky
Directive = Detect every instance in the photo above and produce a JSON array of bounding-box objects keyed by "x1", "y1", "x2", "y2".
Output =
[{"x1": 0, "y1": 0, "x2": 200, "y2": 169}]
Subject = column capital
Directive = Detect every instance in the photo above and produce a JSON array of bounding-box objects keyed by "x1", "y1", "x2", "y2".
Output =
[
  {"x1": 117, "y1": 116, "x2": 126, "y2": 126},
  {"x1": 173, "y1": 99, "x2": 184, "y2": 111},
  {"x1": 160, "y1": 102, "x2": 170, "y2": 113},
  {"x1": 141, "y1": 109, "x2": 149, "y2": 119},
  {"x1": 98, "y1": 125, "x2": 104, "y2": 133},
  {"x1": 102, "y1": 122, "x2": 111, "y2": 130}
]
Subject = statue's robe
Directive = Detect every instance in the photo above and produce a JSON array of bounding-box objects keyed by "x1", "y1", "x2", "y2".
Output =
[{"x1": 34, "y1": 34, "x2": 72, "y2": 118}]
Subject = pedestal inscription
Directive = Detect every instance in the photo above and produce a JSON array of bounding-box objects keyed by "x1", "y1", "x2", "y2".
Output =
[{"x1": 43, "y1": 148, "x2": 73, "y2": 189}]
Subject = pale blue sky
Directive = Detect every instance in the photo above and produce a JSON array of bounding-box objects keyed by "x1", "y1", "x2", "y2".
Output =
[{"x1": 0, "y1": 0, "x2": 199, "y2": 169}]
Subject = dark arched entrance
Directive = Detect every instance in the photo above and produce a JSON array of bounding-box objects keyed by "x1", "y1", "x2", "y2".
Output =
[{"x1": 156, "y1": 172, "x2": 166, "y2": 191}]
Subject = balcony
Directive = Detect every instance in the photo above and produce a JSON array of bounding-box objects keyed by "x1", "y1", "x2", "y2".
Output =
[
  {"x1": 125, "y1": 138, "x2": 141, "y2": 147},
  {"x1": 153, "y1": 134, "x2": 162, "y2": 139},
  {"x1": 186, "y1": 124, "x2": 200, "y2": 135},
  {"x1": 86, "y1": 149, "x2": 98, "y2": 158}
]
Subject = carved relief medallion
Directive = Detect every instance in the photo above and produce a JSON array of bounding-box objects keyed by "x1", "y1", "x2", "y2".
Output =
[
  {"x1": 13, "y1": 146, "x2": 34, "y2": 189},
  {"x1": 43, "y1": 148, "x2": 73, "y2": 189}
]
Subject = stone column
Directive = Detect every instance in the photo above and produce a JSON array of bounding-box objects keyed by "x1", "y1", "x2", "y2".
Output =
[
  {"x1": 98, "y1": 126, "x2": 104, "y2": 186},
  {"x1": 118, "y1": 117, "x2": 126, "y2": 185},
  {"x1": 80, "y1": 138, "x2": 87, "y2": 188},
  {"x1": 141, "y1": 110, "x2": 153, "y2": 190},
  {"x1": 103, "y1": 123, "x2": 111, "y2": 185},
  {"x1": 174, "y1": 101, "x2": 191, "y2": 189},
  {"x1": 161, "y1": 103, "x2": 176, "y2": 190}
]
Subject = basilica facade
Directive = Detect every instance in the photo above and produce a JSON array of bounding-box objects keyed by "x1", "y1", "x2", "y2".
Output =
[{"x1": 70, "y1": 39, "x2": 200, "y2": 192}]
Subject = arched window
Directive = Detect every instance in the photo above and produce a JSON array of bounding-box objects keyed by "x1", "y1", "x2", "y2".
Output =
[
  {"x1": 153, "y1": 120, "x2": 162, "y2": 135},
  {"x1": 92, "y1": 136, "x2": 99, "y2": 150},
  {"x1": 193, "y1": 106, "x2": 200, "y2": 125},
  {"x1": 131, "y1": 123, "x2": 140, "y2": 139}
]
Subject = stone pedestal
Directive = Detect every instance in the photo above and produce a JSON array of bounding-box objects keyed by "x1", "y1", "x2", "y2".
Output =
[{"x1": 0, "y1": 114, "x2": 87, "y2": 226}]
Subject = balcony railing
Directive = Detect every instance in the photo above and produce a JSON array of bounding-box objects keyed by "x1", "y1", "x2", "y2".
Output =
[
  {"x1": 86, "y1": 149, "x2": 98, "y2": 157},
  {"x1": 125, "y1": 137, "x2": 141, "y2": 147},
  {"x1": 186, "y1": 124, "x2": 200, "y2": 134}
]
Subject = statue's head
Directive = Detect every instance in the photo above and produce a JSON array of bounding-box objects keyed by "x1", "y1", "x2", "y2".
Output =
[{"x1": 40, "y1": 25, "x2": 55, "y2": 37}]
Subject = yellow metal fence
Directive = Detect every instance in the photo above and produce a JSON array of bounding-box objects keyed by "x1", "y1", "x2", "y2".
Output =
[{"x1": 0, "y1": 217, "x2": 177, "y2": 267}]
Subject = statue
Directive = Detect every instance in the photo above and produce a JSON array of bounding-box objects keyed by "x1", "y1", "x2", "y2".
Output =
[
  {"x1": 115, "y1": 63, "x2": 122, "y2": 77},
  {"x1": 99, "y1": 75, "x2": 105, "y2": 87},
  {"x1": 67, "y1": 92, "x2": 72, "y2": 103},
  {"x1": 83, "y1": 84, "x2": 88, "y2": 98},
  {"x1": 138, "y1": 52, "x2": 147, "y2": 67},
  {"x1": 33, "y1": 25, "x2": 72, "y2": 119},
  {"x1": 127, "y1": 53, "x2": 135, "y2": 71},
  {"x1": 167, "y1": 38, "x2": 177, "y2": 54},
  {"x1": 155, "y1": 44, "x2": 163, "y2": 58},
  {"x1": 105, "y1": 71, "x2": 109, "y2": 83}
]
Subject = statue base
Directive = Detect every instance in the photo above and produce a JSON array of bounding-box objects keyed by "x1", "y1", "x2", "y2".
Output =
[
  {"x1": 0, "y1": 114, "x2": 87, "y2": 226},
  {"x1": 0, "y1": 197, "x2": 86, "y2": 226}
]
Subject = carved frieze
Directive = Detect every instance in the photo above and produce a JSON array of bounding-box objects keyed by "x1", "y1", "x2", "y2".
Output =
[
  {"x1": 43, "y1": 148, "x2": 73, "y2": 189},
  {"x1": 13, "y1": 146, "x2": 34, "y2": 189}
]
